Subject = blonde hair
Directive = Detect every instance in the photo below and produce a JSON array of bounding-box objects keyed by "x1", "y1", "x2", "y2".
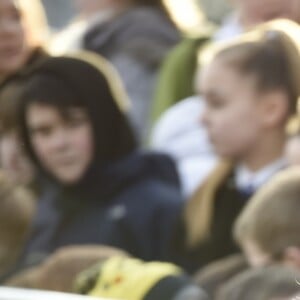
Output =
[
  {"x1": 234, "y1": 167, "x2": 300, "y2": 257},
  {"x1": 17, "y1": 0, "x2": 49, "y2": 47},
  {"x1": 185, "y1": 161, "x2": 233, "y2": 248}
]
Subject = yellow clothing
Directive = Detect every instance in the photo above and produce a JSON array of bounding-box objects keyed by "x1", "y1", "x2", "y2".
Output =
[{"x1": 76, "y1": 257, "x2": 182, "y2": 300}]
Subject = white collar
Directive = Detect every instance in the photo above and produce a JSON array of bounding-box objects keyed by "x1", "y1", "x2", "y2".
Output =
[{"x1": 235, "y1": 158, "x2": 287, "y2": 191}]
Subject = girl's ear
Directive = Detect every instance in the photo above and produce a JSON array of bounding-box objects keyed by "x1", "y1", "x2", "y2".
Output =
[{"x1": 260, "y1": 90, "x2": 290, "y2": 128}]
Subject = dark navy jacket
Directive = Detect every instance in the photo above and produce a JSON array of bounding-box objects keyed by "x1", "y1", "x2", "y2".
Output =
[
  {"x1": 22, "y1": 152, "x2": 183, "y2": 265},
  {"x1": 9, "y1": 56, "x2": 183, "y2": 278}
]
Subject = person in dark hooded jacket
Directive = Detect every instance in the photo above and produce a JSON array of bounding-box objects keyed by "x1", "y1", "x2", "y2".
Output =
[{"x1": 12, "y1": 52, "x2": 183, "y2": 273}]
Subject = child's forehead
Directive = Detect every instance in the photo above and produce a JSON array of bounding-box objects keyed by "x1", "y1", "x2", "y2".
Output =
[
  {"x1": 200, "y1": 59, "x2": 252, "y2": 88},
  {"x1": 200, "y1": 58, "x2": 227, "y2": 82}
]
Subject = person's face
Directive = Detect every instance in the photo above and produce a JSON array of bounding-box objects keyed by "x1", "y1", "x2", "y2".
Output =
[
  {"x1": 26, "y1": 103, "x2": 94, "y2": 184},
  {"x1": 0, "y1": 130, "x2": 34, "y2": 185},
  {"x1": 0, "y1": 0, "x2": 30, "y2": 78},
  {"x1": 199, "y1": 58, "x2": 265, "y2": 160},
  {"x1": 235, "y1": 0, "x2": 300, "y2": 29}
]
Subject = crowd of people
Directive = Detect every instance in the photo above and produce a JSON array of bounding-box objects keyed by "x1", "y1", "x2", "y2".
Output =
[{"x1": 0, "y1": 0, "x2": 300, "y2": 299}]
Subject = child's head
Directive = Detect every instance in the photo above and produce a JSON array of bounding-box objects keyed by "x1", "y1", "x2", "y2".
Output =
[
  {"x1": 20, "y1": 74, "x2": 95, "y2": 185},
  {"x1": 199, "y1": 25, "x2": 300, "y2": 164},
  {"x1": 18, "y1": 53, "x2": 136, "y2": 185},
  {"x1": 216, "y1": 265, "x2": 300, "y2": 300},
  {"x1": 234, "y1": 167, "x2": 300, "y2": 268},
  {"x1": 0, "y1": 171, "x2": 35, "y2": 276}
]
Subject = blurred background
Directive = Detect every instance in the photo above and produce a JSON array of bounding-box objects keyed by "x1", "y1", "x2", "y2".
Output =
[{"x1": 41, "y1": 0, "x2": 232, "y2": 32}]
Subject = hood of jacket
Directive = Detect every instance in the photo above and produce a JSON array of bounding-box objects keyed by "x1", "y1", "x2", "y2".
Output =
[{"x1": 17, "y1": 53, "x2": 138, "y2": 190}]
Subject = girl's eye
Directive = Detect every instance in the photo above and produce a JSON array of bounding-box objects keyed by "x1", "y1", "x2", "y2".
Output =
[{"x1": 206, "y1": 95, "x2": 225, "y2": 109}]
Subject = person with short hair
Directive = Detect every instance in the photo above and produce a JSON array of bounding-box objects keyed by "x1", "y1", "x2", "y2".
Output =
[
  {"x1": 234, "y1": 167, "x2": 300, "y2": 269},
  {"x1": 15, "y1": 53, "x2": 183, "y2": 271}
]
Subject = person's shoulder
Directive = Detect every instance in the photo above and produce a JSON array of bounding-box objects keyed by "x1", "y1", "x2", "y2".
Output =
[
  {"x1": 118, "y1": 177, "x2": 182, "y2": 220},
  {"x1": 121, "y1": 151, "x2": 183, "y2": 202},
  {"x1": 142, "y1": 151, "x2": 180, "y2": 183}
]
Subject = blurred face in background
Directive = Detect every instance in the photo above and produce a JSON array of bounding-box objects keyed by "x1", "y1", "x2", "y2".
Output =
[
  {"x1": 0, "y1": 0, "x2": 30, "y2": 79},
  {"x1": 234, "y1": 0, "x2": 300, "y2": 29},
  {"x1": 199, "y1": 58, "x2": 265, "y2": 160}
]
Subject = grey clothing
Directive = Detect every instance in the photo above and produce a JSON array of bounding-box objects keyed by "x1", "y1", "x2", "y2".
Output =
[{"x1": 84, "y1": 7, "x2": 180, "y2": 142}]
